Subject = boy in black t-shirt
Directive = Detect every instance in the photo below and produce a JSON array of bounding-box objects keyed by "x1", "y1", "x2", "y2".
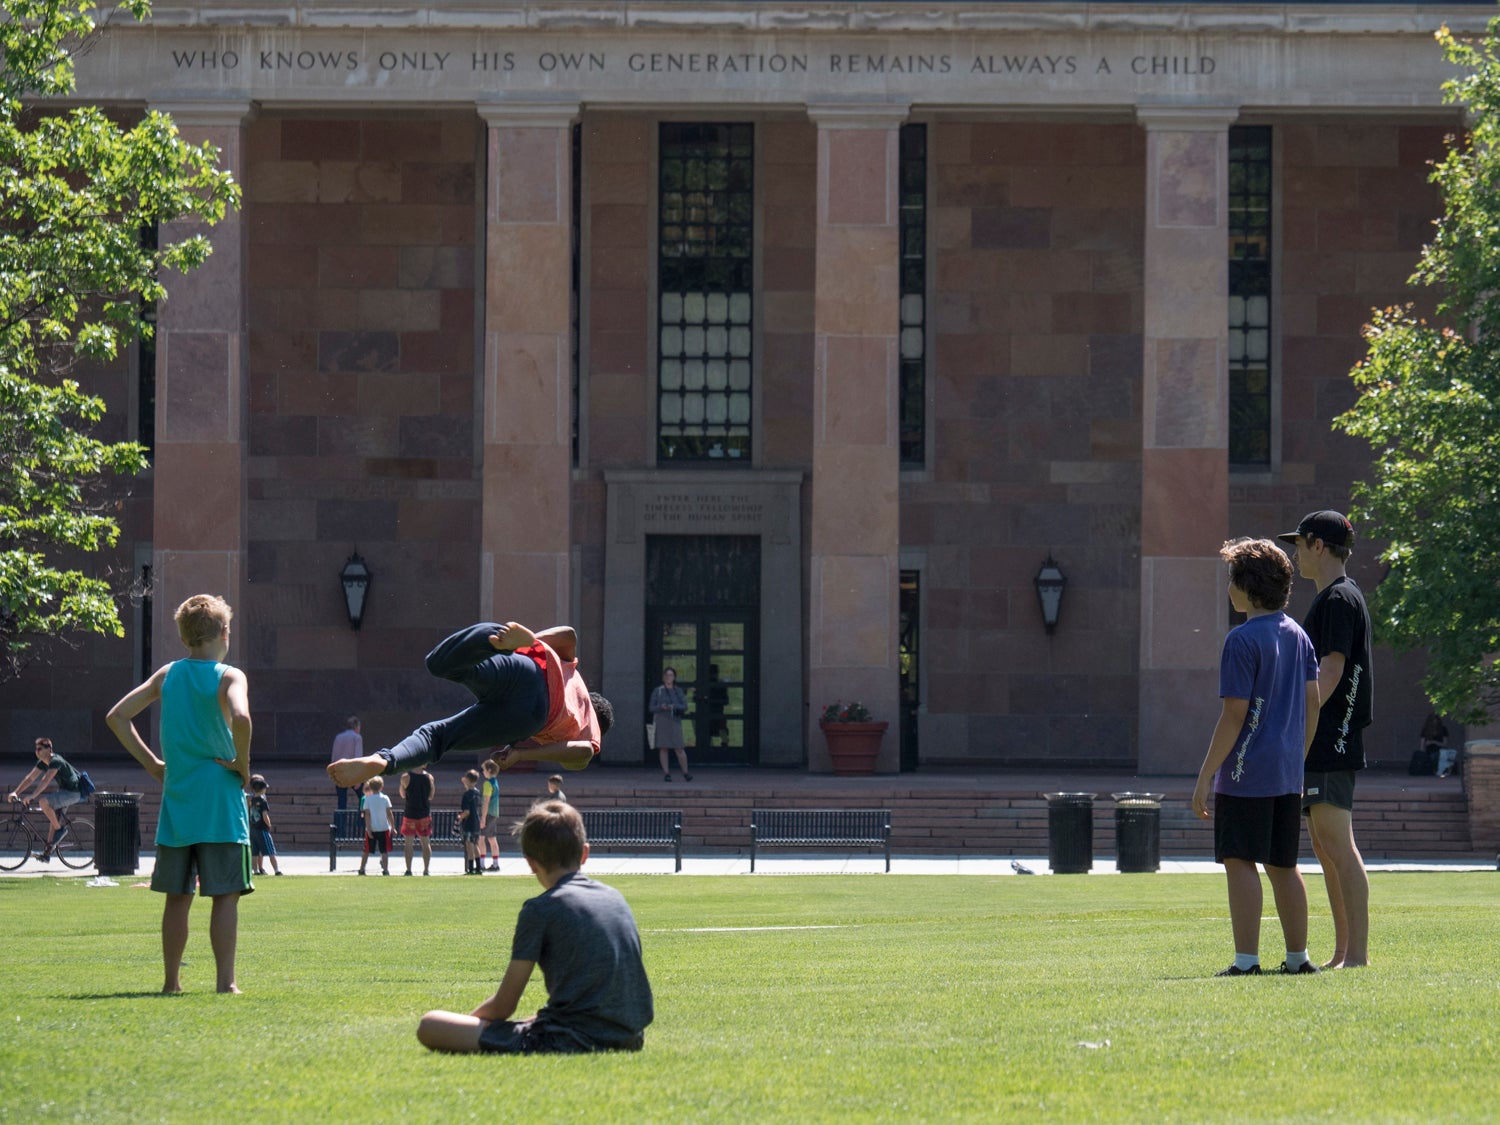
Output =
[
  {"x1": 247, "y1": 775, "x2": 282, "y2": 876},
  {"x1": 416, "y1": 800, "x2": 653, "y2": 1054},
  {"x1": 1278, "y1": 509, "x2": 1373, "y2": 969},
  {"x1": 458, "y1": 770, "x2": 483, "y2": 875}
]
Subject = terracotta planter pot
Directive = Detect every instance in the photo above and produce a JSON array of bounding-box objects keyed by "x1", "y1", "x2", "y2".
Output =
[{"x1": 819, "y1": 721, "x2": 888, "y2": 775}]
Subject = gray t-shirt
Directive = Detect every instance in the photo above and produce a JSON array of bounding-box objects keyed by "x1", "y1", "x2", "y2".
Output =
[{"x1": 511, "y1": 872, "x2": 654, "y2": 1047}]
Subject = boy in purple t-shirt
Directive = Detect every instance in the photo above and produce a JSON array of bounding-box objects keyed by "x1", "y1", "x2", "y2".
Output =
[{"x1": 1192, "y1": 538, "x2": 1321, "y2": 978}]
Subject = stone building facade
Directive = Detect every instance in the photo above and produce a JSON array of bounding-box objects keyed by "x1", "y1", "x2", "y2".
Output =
[{"x1": 1, "y1": 2, "x2": 1485, "y2": 772}]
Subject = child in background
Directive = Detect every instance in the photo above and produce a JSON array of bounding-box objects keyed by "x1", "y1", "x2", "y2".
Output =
[
  {"x1": 480, "y1": 759, "x2": 502, "y2": 872},
  {"x1": 416, "y1": 800, "x2": 653, "y2": 1054},
  {"x1": 1192, "y1": 538, "x2": 1321, "y2": 977},
  {"x1": 546, "y1": 774, "x2": 567, "y2": 803},
  {"x1": 459, "y1": 769, "x2": 483, "y2": 874},
  {"x1": 106, "y1": 593, "x2": 253, "y2": 994},
  {"x1": 360, "y1": 776, "x2": 393, "y2": 876},
  {"x1": 247, "y1": 775, "x2": 282, "y2": 876}
]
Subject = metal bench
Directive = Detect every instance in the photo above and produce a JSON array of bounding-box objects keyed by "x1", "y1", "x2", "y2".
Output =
[
  {"x1": 581, "y1": 809, "x2": 684, "y2": 872},
  {"x1": 750, "y1": 808, "x2": 892, "y2": 872},
  {"x1": 328, "y1": 807, "x2": 462, "y2": 870}
]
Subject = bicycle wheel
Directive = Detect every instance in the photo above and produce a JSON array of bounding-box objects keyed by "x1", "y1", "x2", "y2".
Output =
[
  {"x1": 0, "y1": 819, "x2": 32, "y2": 870},
  {"x1": 55, "y1": 816, "x2": 94, "y2": 870}
]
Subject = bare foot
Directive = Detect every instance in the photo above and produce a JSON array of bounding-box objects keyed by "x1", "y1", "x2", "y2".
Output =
[
  {"x1": 218, "y1": 984, "x2": 243, "y2": 994},
  {"x1": 328, "y1": 755, "x2": 385, "y2": 788},
  {"x1": 490, "y1": 747, "x2": 516, "y2": 772},
  {"x1": 489, "y1": 621, "x2": 536, "y2": 652},
  {"x1": 162, "y1": 984, "x2": 183, "y2": 994}
]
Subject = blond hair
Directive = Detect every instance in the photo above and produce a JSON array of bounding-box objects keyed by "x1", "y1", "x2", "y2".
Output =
[{"x1": 175, "y1": 594, "x2": 233, "y2": 648}]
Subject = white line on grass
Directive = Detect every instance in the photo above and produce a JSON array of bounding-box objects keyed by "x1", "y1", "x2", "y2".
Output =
[{"x1": 662, "y1": 925, "x2": 853, "y2": 933}]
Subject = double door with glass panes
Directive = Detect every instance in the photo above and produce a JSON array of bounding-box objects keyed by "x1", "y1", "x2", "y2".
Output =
[{"x1": 648, "y1": 614, "x2": 755, "y2": 766}]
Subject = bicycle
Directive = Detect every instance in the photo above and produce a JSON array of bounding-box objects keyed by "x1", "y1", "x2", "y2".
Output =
[{"x1": 0, "y1": 798, "x2": 94, "y2": 870}]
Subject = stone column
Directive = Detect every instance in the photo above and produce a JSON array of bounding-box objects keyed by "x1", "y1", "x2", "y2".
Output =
[
  {"x1": 477, "y1": 102, "x2": 578, "y2": 627},
  {"x1": 1464, "y1": 741, "x2": 1500, "y2": 857},
  {"x1": 150, "y1": 101, "x2": 254, "y2": 640},
  {"x1": 807, "y1": 103, "x2": 907, "y2": 772},
  {"x1": 1135, "y1": 106, "x2": 1239, "y2": 774}
]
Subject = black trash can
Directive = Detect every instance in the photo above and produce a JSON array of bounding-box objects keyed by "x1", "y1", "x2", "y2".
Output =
[
  {"x1": 1043, "y1": 792, "x2": 1096, "y2": 874},
  {"x1": 1112, "y1": 792, "x2": 1164, "y2": 874},
  {"x1": 95, "y1": 791, "x2": 141, "y2": 876}
]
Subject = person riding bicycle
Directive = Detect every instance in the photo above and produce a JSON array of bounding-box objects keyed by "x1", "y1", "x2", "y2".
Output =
[{"x1": 6, "y1": 737, "x2": 86, "y2": 861}]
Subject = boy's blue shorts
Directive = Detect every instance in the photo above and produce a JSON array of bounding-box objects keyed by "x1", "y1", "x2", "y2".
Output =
[
  {"x1": 249, "y1": 827, "x2": 276, "y2": 856},
  {"x1": 478, "y1": 1016, "x2": 641, "y2": 1054}
]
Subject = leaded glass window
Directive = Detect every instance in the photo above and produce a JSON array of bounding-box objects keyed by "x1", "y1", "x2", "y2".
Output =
[
  {"x1": 657, "y1": 123, "x2": 754, "y2": 463},
  {"x1": 1229, "y1": 126, "x2": 1272, "y2": 468},
  {"x1": 899, "y1": 124, "x2": 927, "y2": 468}
]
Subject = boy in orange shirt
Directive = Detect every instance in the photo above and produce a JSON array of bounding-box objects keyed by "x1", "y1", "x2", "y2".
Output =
[{"x1": 329, "y1": 622, "x2": 613, "y2": 790}]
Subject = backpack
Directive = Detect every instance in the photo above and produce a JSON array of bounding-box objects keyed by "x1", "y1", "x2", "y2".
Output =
[
  {"x1": 1407, "y1": 747, "x2": 1438, "y2": 776},
  {"x1": 75, "y1": 770, "x2": 97, "y2": 798}
]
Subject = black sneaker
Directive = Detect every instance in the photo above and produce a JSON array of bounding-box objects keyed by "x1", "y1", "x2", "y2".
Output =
[
  {"x1": 1215, "y1": 964, "x2": 1262, "y2": 977},
  {"x1": 1280, "y1": 960, "x2": 1320, "y2": 974}
]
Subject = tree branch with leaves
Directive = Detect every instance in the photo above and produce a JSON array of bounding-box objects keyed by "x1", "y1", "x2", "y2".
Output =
[
  {"x1": 1336, "y1": 18, "x2": 1500, "y2": 723},
  {"x1": 0, "y1": 0, "x2": 240, "y2": 680}
]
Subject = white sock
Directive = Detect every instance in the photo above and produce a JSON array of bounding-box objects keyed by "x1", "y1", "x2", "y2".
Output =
[
  {"x1": 1234, "y1": 953, "x2": 1260, "y2": 972},
  {"x1": 1284, "y1": 950, "x2": 1310, "y2": 970}
]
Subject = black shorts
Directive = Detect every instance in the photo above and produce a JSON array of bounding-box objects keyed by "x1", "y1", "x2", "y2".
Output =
[
  {"x1": 363, "y1": 830, "x2": 392, "y2": 855},
  {"x1": 1303, "y1": 769, "x2": 1357, "y2": 814},
  {"x1": 152, "y1": 843, "x2": 255, "y2": 897},
  {"x1": 1214, "y1": 792, "x2": 1302, "y2": 868},
  {"x1": 477, "y1": 1017, "x2": 641, "y2": 1055}
]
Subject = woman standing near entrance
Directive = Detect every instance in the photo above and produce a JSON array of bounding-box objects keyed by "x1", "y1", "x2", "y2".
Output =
[{"x1": 650, "y1": 667, "x2": 692, "y2": 782}]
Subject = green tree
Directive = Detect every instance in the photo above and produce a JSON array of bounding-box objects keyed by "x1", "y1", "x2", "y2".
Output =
[
  {"x1": 0, "y1": 0, "x2": 239, "y2": 680},
  {"x1": 1336, "y1": 19, "x2": 1500, "y2": 723}
]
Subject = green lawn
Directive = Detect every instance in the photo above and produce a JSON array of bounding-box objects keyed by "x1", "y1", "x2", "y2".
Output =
[{"x1": 0, "y1": 871, "x2": 1495, "y2": 1123}]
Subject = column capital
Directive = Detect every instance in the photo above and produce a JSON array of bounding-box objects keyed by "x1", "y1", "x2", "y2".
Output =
[
  {"x1": 148, "y1": 98, "x2": 257, "y2": 128},
  {"x1": 806, "y1": 100, "x2": 910, "y2": 130},
  {"x1": 1135, "y1": 104, "x2": 1239, "y2": 132},
  {"x1": 477, "y1": 98, "x2": 581, "y2": 129}
]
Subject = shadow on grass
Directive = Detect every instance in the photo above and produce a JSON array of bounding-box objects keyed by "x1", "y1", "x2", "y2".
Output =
[{"x1": 69, "y1": 991, "x2": 185, "y2": 1000}]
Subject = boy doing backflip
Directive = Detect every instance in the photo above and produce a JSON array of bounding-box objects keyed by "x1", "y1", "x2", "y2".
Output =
[
  {"x1": 1192, "y1": 539, "x2": 1321, "y2": 977},
  {"x1": 328, "y1": 621, "x2": 614, "y2": 790},
  {"x1": 416, "y1": 800, "x2": 653, "y2": 1054},
  {"x1": 107, "y1": 594, "x2": 253, "y2": 994}
]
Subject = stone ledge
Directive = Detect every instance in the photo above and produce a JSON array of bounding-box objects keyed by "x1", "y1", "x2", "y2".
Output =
[{"x1": 120, "y1": 3, "x2": 1499, "y2": 37}]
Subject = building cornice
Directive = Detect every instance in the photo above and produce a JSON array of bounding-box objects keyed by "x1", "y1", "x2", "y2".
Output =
[{"x1": 110, "y1": 2, "x2": 1498, "y2": 35}]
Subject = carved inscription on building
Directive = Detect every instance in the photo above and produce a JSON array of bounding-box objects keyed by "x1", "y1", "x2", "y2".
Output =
[
  {"x1": 641, "y1": 493, "x2": 765, "y2": 529},
  {"x1": 164, "y1": 45, "x2": 1216, "y2": 83}
]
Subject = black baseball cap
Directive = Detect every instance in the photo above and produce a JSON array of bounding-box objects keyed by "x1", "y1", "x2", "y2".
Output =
[{"x1": 1276, "y1": 510, "x2": 1354, "y2": 549}]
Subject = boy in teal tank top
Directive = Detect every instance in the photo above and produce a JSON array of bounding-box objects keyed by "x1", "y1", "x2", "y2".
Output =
[{"x1": 107, "y1": 594, "x2": 254, "y2": 994}]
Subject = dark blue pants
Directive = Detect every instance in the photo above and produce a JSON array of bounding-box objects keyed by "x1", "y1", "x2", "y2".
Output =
[{"x1": 378, "y1": 623, "x2": 550, "y2": 774}]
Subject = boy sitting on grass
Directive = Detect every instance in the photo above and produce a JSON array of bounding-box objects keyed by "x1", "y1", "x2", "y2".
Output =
[
  {"x1": 417, "y1": 801, "x2": 653, "y2": 1054},
  {"x1": 1192, "y1": 538, "x2": 1321, "y2": 977}
]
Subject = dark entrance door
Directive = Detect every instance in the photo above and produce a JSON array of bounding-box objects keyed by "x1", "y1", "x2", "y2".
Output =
[{"x1": 645, "y1": 536, "x2": 759, "y2": 767}]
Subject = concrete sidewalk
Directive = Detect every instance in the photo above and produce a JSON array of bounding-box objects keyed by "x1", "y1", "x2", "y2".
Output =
[{"x1": 5, "y1": 850, "x2": 1494, "y2": 880}]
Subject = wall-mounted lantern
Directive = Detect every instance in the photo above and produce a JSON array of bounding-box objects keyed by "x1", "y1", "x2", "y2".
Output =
[
  {"x1": 340, "y1": 552, "x2": 372, "y2": 630},
  {"x1": 1034, "y1": 554, "x2": 1066, "y2": 635}
]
